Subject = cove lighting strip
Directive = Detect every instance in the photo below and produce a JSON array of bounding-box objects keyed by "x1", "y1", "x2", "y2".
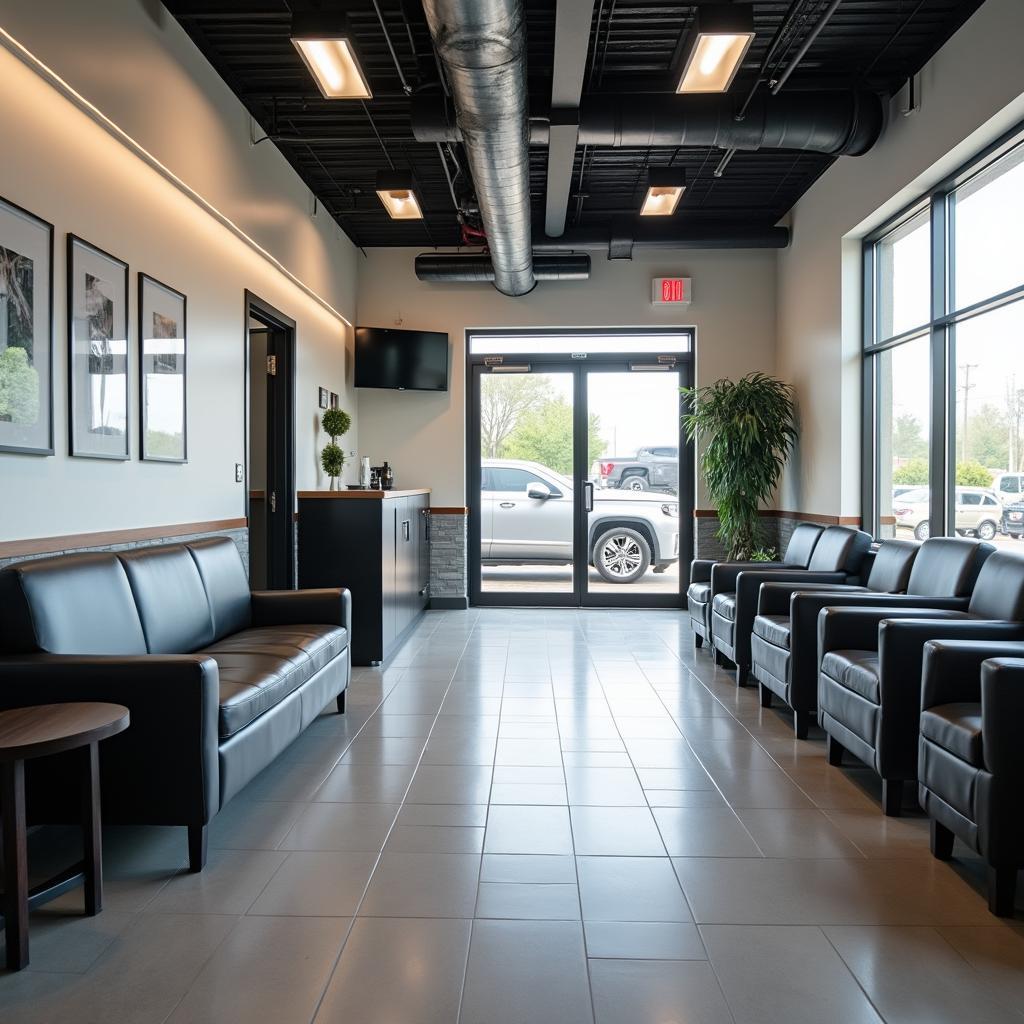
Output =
[{"x1": 0, "y1": 25, "x2": 351, "y2": 327}]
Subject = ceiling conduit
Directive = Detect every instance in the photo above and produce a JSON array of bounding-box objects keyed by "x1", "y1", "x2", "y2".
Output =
[
  {"x1": 415, "y1": 253, "x2": 591, "y2": 282},
  {"x1": 421, "y1": 0, "x2": 535, "y2": 295}
]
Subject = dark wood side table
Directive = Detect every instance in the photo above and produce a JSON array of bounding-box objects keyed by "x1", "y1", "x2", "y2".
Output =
[{"x1": 0, "y1": 702, "x2": 129, "y2": 971}]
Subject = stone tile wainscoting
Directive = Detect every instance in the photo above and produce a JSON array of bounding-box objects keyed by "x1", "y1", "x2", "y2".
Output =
[
  {"x1": 696, "y1": 512, "x2": 864, "y2": 560},
  {"x1": 428, "y1": 510, "x2": 468, "y2": 609}
]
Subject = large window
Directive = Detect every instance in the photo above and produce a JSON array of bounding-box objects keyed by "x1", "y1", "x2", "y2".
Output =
[{"x1": 864, "y1": 127, "x2": 1024, "y2": 546}]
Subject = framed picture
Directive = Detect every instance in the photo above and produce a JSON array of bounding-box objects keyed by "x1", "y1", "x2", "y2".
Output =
[
  {"x1": 318, "y1": 386, "x2": 329, "y2": 409},
  {"x1": 330, "y1": 392, "x2": 339, "y2": 409},
  {"x1": 0, "y1": 197, "x2": 54, "y2": 455},
  {"x1": 139, "y1": 274, "x2": 186, "y2": 462},
  {"x1": 68, "y1": 235, "x2": 129, "y2": 459}
]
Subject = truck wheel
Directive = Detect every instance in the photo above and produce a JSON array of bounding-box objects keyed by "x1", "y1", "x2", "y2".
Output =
[
  {"x1": 593, "y1": 528, "x2": 651, "y2": 583},
  {"x1": 622, "y1": 475, "x2": 649, "y2": 492}
]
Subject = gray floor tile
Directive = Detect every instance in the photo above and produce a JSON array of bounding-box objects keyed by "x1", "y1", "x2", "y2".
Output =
[
  {"x1": 490, "y1": 782, "x2": 569, "y2": 804},
  {"x1": 278, "y1": 802, "x2": 399, "y2": 851},
  {"x1": 384, "y1": 824, "x2": 485, "y2": 853},
  {"x1": 248, "y1": 851, "x2": 377, "y2": 916},
  {"x1": 208, "y1": 797, "x2": 308, "y2": 851},
  {"x1": 397, "y1": 803, "x2": 489, "y2": 826},
  {"x1": 146, "y1": 848, "x2": 287, "y2": 915},
  {"x1": 313, "y1": 763, "x2": 416, "y2": 803},
  {"x1": 589, "y1": 958, "x2": 734, "y2": 1024},
  {"x1": 359, "y1": 852, "x2": 480, "y2": 917},
  {"x1": 480, "y1": 854, "x2": 578, "y2": 883},
  {"x1": 484, "y1": 805, "x2": 574, "y2": 855},
  {"x1": 585, "y1": 921, "x2": 706, "y2": 960},
  {"x1": 570, "y1": 806, "x2": 667, "y2": 856},
  {"x1": 476, "y1": 882, "x2": 581, "y2": 919},
  {"x1": 406, "y1": 764, "x2": 493, "y2": 803},
  {"x1": 565, "y1": 766, "x2": 646, "y2": 806},
  {"x1": 736, "y1": 808, "x2": 865, "y2": 859},
  {"x1": 937, "y1": 924, "x2": 1024, "y2": 1014},
  {"x1": 577, "y1": 856, "x2": 693, "y2": 922},
  {"x1": 653, "y1": 806, "x2": 763, "y2": 857},
  {"x1": 339, "y1": 736, "x2": 427, "y2": 765}
]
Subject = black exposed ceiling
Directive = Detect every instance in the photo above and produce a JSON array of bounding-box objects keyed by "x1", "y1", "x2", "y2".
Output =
[{"x1": 163, "y1": 1, "x2": 986, "y2": 249}]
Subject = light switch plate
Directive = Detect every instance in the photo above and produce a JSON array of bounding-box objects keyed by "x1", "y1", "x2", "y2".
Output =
[{"x1": 235, "y1": 463, "x2": 244, "y2": 483}]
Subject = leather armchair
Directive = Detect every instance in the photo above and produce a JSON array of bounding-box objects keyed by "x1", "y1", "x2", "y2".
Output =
[
  {"x1": 918, "y1": 640, "x2": 1024, "y2": 916},
  {"x1": 817, "y1": 548, "x2": 1024, "y2": 816},
  {"x1": 710, "y1": 525, "x2": 873, "y2": 687},
  {"x1": 686, "y1": 522, "x2": 823, "y2": 651},
  {"x1": 750, "y1": 538, "x2": 982, "y2": 738}
]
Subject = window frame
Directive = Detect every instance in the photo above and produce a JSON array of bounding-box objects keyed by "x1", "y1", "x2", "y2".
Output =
[{"x1": 862, "y1": 120, "x2": 1024, "y2": 539}]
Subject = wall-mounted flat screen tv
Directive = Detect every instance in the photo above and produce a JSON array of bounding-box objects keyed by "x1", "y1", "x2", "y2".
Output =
[{"x1": 355, "y1": 326, "x2": 449, "y2": 392}]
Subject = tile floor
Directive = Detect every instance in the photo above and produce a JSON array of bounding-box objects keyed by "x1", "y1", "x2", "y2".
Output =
[{"x1": 1, "y1": 607, "x2": 1023, "y2": 1023}]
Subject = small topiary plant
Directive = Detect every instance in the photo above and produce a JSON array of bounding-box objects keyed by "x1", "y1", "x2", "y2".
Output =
[{"x1": 320, "y1": 407, "x2": 351, "y2": 489}]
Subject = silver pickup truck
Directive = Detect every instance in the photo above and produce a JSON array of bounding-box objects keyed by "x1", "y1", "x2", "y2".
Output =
[{"x1": 590, "y1": 446, "x2": 678, "y2": 493}]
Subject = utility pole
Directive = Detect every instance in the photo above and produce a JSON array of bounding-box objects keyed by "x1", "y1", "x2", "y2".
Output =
[{"x1": 958, "y1": 363, "x2": 978, "y2": 463}]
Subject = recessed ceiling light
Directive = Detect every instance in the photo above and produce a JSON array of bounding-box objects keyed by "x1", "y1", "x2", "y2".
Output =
[
  {"x1": 291, "y1": 13, "x2": 372, "y2": 100},
  {"x1": 676, "y1": 4, "x2": 755, "y2": 94},
  {"x1": 376, "y1": 172, "x2": 424, "y2": 220},
  {"x1": 640, "y1": 168, "x2": 687, "y2": 217}
]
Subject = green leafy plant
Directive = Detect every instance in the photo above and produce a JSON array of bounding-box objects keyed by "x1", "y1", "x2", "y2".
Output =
[
  {"x1": 320, "y1": 407, "x2": 351, "y2": 487},
  {"x1": 750, "y1": 547, "x2": 779, "y2": 562},
  {"x1": 955, "y1": 460, "x2": 993, "y2": 487},
  {"x1": 682, "y1": 373, "x2": 798, "y2": 560}
]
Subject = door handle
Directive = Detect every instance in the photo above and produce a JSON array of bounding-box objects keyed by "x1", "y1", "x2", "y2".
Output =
[
  {"x1": 583, "y1": 481, "x2": 594, "y2": 513},
  {"x1": 402, "y1": 520, "x2": 410, "y2": 541},
  {"x1": 499, "y1": 501, "x2": 516, "y2": 509}
]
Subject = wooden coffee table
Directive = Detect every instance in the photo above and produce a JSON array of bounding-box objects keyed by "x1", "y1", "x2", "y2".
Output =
[{"x1": 0, "y1": 702, "x2": 129, "y2": 971}]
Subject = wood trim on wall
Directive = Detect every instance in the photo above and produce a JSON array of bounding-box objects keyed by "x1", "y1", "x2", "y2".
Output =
[
  {"x1": 429, "y1": 507, "x2": 469, "y2": 515},
  {"x1": 694, "y1": 508, "x2": 862, "y2": 527},
  {"x1": 0, "y1": 518, "x2": 247, "y2": 560}
]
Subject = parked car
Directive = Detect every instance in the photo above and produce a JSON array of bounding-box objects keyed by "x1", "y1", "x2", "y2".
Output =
[
  {"x1": 1002, "y1": 498, "x2": 1024, "y2": 538},
  {"x1": 590, "y1": 446, "x2": 678, "y2": 493},
  {"x1": 481, "y1": 459, "x2": 678, "y2": 583},
  {"x1": 893, "y1": 486, "x2": 1002, "y2": 541}
]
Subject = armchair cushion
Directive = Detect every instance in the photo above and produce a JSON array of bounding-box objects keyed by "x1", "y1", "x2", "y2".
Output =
[
  {"x1": 712, "y1": 592, "x2": 737, "y2": 621},
  {"x1": 687, "y1": 582, "x2": 711, "y2": 605},
  {"x1": 921, "y1": 704, "x2": 983, "y2": 767},
  {"x1": 752, "y1": 614, "x2": 790, "y2": 649},
  {"x1": 821, "y1": 651, "x2": 880, "y2": 704}
]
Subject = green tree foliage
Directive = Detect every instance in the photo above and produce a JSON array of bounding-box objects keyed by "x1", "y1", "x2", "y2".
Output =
[
  {"x1": 892, "y1": 413, "x2": 928, "y2": 461},
  {"x1": 502, "y1": 398, "x2": 604, "y2": 476},
  {"x1": 682, "y1": 373, "x2": 798, "y2": 560},
  {"x1": 892, "y1": 458, "x2": 929, "y2": 485},
  {"x1": 956, "y1": 460, "x2": 993, "y2": 487},
  {"x1": 321, "y1": 442, "x2": 344, "y2": 478},
  {"x1": 321, "y1": 407, "x2": 351, "y2": 440},
  {"x1": 480, "y1": 374, "x2": 554, "y2": 457},
  {"x1": 0, "y1": 346, "x2": 39, "y2": 424},
  {"x1": 320, "y1": 407, "x2": 350, "y2": 483},
  {"x1": 962, "y1": 403, "x2": 1008, "y2": 469}
]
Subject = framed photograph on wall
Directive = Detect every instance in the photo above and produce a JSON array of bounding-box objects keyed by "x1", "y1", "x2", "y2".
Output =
[
  {"x1": 0, "y1": 197, "x2": 54, "y2": 455},
  {"x1": 139, "y1": 273, "x2": 186, "y2": 462},
  {"x1": 68, "y1": 235, "x2": 129, "y2": 459}
]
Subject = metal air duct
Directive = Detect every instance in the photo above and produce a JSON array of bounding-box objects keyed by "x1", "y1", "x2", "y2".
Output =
[
  {"x1": 415, "y1": 254, "x2": 591, "y2": 282},
  {"x1": 421, "y1": 0, "x2": 534, "y2": 295}
]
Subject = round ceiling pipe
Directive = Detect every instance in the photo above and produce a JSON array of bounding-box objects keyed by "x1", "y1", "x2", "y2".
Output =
[{"x1": 415, "y1": 253, "x2": 591, "y2": 283}]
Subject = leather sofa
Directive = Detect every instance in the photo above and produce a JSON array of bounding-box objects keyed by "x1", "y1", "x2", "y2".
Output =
[
  {"x1": 917, "y1": 640, "x2": 1024, "y2": 916},
  {"x1": 816, "y1": 545, "x2": 1024, "y2": 816},
  {"x1": 686, "y1": 523, "x2": 823, "y2": 653},
  {"x1": 0, "y1": 537, "x2": 351, "y2": 871},
  {"x1": 710, "y1": 525, "x2": 873, "y2": 687}
]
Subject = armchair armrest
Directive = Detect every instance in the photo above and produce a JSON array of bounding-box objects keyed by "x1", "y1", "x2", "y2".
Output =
[
  {"x1": 817, "y1": 606, "x2": 969, "y2": 658},
  {"x1": 921, "y1": 639, "x2": 1024, "y2": 710},
  {"x1": 251, "y1": 588, "x2": 351, "y2": 635},
  {"x1": 982, "y1": 658, "x2": 1024, "y2": 776},
  {"x1": 758, "y1": 581, "x2": 867, "y2": 616},
  {"x1": 689, "y1": 559, "x2": 715, "y2": 585},
  {"x1": 710, "y1": 560, "x2": 787, "y2": 593},
  {"x1": 0, "y1": 654, "x2": 220, "y2": 824}
]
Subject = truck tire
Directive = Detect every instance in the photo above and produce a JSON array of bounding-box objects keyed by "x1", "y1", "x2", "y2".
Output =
[
  {"x1": 593, "y1": 527, "x2": 651, "y2": 584},
  {"x1": 621, "y1": 475, "x2": 649, "y2": 492}
]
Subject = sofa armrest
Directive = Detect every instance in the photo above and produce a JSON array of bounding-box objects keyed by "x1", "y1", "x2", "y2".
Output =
[
  {"x1": 251, "y1": 588, "x2": 352, "y2": 636},
  {"x1": 0, "y1": 654, "x2": 220, "y2": 825},
  {"x1": 689, "y1": 559, "x2": 715, "y2": 585},
  {"x1": 921, "y1": 639, "x2": 1024, "y2": 710},
  {"x1": 817, "y1": 606, "x2": 969, "y2": 658},
  {"x1": 757, "y1": 581, "x2": 867, "y2": 616},
  {"x1": 982, "y1": 658, "x2": 1024, "y2": 776}
]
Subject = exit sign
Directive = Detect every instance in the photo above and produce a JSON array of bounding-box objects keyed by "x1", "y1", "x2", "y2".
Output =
[{"x1": 652, "y1": 277, "x2": 691, "y2": 305}]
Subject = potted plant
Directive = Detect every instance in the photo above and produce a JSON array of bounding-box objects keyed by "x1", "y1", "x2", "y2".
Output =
[
  {"x1": 320, "y1": 407, "x2": 351, "y2": 490},
  {"x1": 682, "y1": 372, "x2": 798, "y2": 560}
]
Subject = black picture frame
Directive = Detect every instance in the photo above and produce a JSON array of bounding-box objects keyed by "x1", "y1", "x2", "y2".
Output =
[
  {"x1": 138, "y1": 273, "x2": 187, "y2": 463},
  {"x1": 330, "y1": 391, "x2": 339, "y2": 409},
  {"x1": 318, "y1": 386, "x2": 329, "y2": 409},
  {"x1": 0, "y1": 196, "x2": 54, "y2": 456},
  {"x1": 67, "y1": 234, "x2": 130, "y2": 460}
]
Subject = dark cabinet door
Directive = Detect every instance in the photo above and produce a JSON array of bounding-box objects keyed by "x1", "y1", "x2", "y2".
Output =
[
  {"x1": 415, "y1": 497, "x2": 430, "y2": 608},
  {"x1": 381, "y1": 500, "x2": 397, "y2": 654}
]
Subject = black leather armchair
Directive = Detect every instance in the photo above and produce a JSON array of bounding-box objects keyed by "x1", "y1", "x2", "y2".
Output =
[
  {"x1": 710, "y1": 525, "x2": 873, "y2": 687},
  {"x1": 817, "y1": 547, "x2": 1024, "y2": 816},
  {"x1": 750, "y1": 538, "x2": 920, "y2": 738},
  {"x1": 917, "y1": 640, "x2": 1024, "y2": 916},
  {"x1": 0, "y1": 538, "x2": 352, "y2": 871},
  {"x1": 686, "y1": 523, "x2": 823, "y2": 651}
]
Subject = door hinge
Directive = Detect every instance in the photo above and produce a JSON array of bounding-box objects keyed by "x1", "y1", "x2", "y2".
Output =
[
  {"x1": 270, "y1": 491, "x2": 277, "y2": 513},
  {"x1": 266, "y1": 354, "x2": 277, "y2": 376}
]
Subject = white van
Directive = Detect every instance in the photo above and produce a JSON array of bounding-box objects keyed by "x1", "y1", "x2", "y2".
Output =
[{"x1": 992, "y1": 473, "x2": 1024, "y2": 505}]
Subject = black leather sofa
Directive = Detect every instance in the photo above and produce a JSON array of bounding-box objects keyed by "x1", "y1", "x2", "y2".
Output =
[
  {"x1": 686, "y1": 523, "x2": 823, "y2": 653},
  {"x1": 816, "y1": 546, "x2": 1024, "y2": 816},
  {"x1": 750, "y1": 538, "x2": 921, "y2": 738},
  {"x1": 917, "y1": 640, "x2": 1024, "y2": 916},
  {"x1": 710, "y1": 525, "x2": 873, "y2": 687},
  {"x1": 0, "y1": 537, "x2": 351, "y2": 871}
]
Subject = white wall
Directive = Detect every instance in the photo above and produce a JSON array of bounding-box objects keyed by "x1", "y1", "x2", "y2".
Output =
[
  {"x1": 356, "y1": 247, "x2": 777, "y2": 506},
  {"x1": 0, "y1": 7, "x2": 358, "y2": 543},
  {"x1": 777, "y1": 0, "x2": 1024, "y2": 518}
]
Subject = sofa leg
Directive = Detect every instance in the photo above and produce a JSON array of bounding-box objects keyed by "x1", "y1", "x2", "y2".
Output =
[
  {"x1": 694, "y1": 633, "x2": 703, "y2": 650},
  {"x1": 882, "y1": 779, "x2": 904, "y2": 817},
  {"x1": 793, "y1": 711, "x2": 810, "y2": 740},
  {"x1": 988, "y1": 865, "x2": 1018, "y2": 917},
  {"x1": 736, "y1": 664, "x2": 748, "y2": 687},
  {"x1": 713, "y1": 648, "x2": 725, "y2": 667},
  {"x1": 188, "y1": 824, "x2": 208, "y2": 873},
  {"x1": 826, "y1": 735, "x2": 845, "y2": 767},
  {"x1": 336, "y1": 689, "x2": 347, "y2": 714},
  {"x1": 930, "y1": 820, "x2": 955, "y2": 861},
  {"x1": 759, "y1": 683, "x2": 772, "y2": 708}
]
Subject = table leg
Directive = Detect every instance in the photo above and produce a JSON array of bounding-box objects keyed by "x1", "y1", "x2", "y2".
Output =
[
  {"x1": 81, "y1": 742, "x2": 102, "y2": 916},
  {"x1": 2, "y1": 759, "x2": 29, "y2": 970}
]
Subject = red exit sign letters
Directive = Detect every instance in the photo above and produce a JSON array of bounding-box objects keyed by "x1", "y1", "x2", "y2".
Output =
[{"x1": 652, "y1": 277, "x2": 692, "y2": 305}]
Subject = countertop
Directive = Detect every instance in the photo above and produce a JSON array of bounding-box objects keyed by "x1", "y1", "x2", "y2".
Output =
[{"x1": 297, "y1": 488, "x2": 431, "y2": 500}]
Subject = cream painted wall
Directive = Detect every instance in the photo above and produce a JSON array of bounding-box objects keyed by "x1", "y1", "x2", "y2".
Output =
[
  {"x1": 0, "y1": 0, "x2": 358, "y2": 316},
  {"x1": 0, "y1": 42, "x2": 356, "y2": 542},
  {"x1": 777, "y1": 0, "x2": 1024, "y2": 518},
  {"x1": 356, "y1": 247, "x2": 777, "y2": 506}
]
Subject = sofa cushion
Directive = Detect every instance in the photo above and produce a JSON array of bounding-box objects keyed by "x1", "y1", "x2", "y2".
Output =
[
  {"x1": 921, "y1": 703, "x2": 984, "y2": 767},
  {"x1": 753, "y1": 614, "x2": 791, "y2": 649},
  {"x1": 821, "y1": 650, "x2": 881, "y2": 704},
  {"x1": 687, "y1": 581, "x2": 711, "y2": 605},
  {"x1": 187, "y1": 538, "x2": 252, "y2": 641},
  {"x1": 751, "y1": 632, "x2": 790, "y2": 689},
  {"x1": 712, "y1": 592, "x2": 737, "y2": 621},
  {"x1": 199, "y1": 623, "x2": 348, "y2": 738},
  {"x1": 119, "y1": 545, "x2": 214, "y2": 654}
]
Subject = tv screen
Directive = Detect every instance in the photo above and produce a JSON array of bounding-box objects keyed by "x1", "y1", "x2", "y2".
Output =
[{"x1": 355, "y1": 326, "x2": 449, "y2": 392}]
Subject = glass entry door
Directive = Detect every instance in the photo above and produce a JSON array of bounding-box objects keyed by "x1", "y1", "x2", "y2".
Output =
[{"x1": 468, "y1": 331, "x2": 692, "y2": 608}]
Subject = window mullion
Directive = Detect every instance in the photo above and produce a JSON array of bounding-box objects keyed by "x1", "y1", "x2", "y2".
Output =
[{"x1": 929, "y1": 193, "x2": 949, "y2": 538}]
